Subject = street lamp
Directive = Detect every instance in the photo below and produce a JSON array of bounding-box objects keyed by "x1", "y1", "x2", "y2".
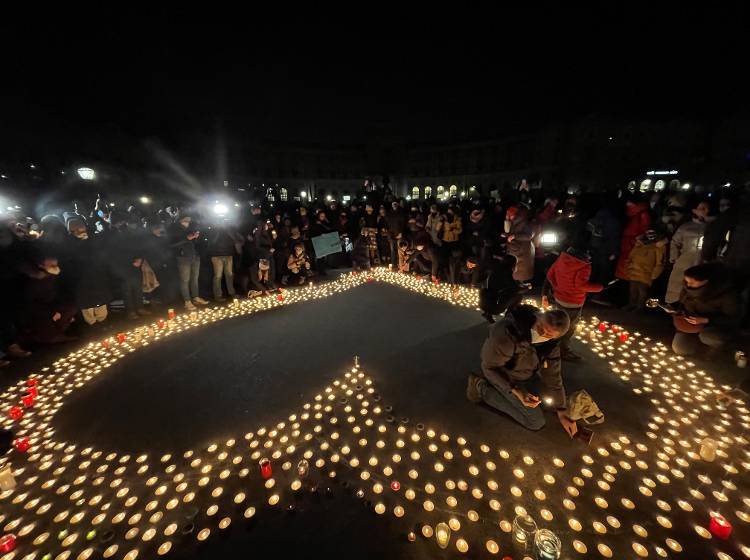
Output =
[
  {"x1": 77, "y1": 167, "x2": 96, "y2": 181},
  {"x1": 139, "y1": 196, "x2": 151, "y2": 204}
]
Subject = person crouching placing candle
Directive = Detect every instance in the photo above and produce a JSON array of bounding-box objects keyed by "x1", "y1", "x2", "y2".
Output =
[{"x1": 466, "y1": 305, "x2": 578, "y2": 437}]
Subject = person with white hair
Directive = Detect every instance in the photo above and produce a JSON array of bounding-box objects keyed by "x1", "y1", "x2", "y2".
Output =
[{"x1": 467, "y1": 305, "x2": 577, "y2": 436}]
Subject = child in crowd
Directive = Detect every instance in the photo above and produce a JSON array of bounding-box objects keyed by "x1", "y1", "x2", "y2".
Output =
[{"x1": 624, "y1": 229, "x2": 667, "y2": 311}]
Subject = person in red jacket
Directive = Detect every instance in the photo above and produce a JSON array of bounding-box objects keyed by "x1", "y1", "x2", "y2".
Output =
[
  {"x1": 542, "y1": 246, "x2": 603, "y2": 361},
  {"x1": 615, "y1": 200, "x2": 651, "y2": 280}
]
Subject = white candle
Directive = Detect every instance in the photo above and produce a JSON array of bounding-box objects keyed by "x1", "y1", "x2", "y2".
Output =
[{"x1": 0, "y1": 465, "x2": 16, "y2": 491}]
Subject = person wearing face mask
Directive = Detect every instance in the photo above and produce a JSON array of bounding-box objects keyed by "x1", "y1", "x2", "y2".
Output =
[
  {"x1": 248, "y1": 254, "x2": 277, "y2": 297},
  {"x1": 406, "y1": 234, "x2": 440, "y2": 280},
  {"x1": 665, "y1": 202, "x2": 710, "y2": 304},
  {"x1": 66, "y1": 219, "x2": 112, "y2": 327},
  {"x1": 466, "y1": 306, "x2": 577, "y2": 436},
  {"x1": 17, "y1": 256, "x2": 77, "y2": 345},
  {"x1": 385, "y1": 200, "x2": 407, "y2": 265},
  {"x1": 425, "y1": 204, "x2": 444, "y2": 248},
  {"x1": 169, "y1": 213, "x2": 208, "y2": 311},
  {"x1": 671, "y1": 263, "x2": 740, "y2": 356}
]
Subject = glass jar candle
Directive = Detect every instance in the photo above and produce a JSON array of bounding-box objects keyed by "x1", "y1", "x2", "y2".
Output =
[
  {"x1": 512, "y1": 514, "x2": 538, "y2": 552},
  {"x1": 534, "y1": 528, "x2": 561, "y2": 559}
]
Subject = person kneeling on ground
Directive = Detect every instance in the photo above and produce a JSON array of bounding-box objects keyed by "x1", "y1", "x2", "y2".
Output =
[
  {"x1": 407, "y1": 234, "x2": 440, "y2": 282},
  {"x1": 248, "y1": 257, "x2": 277, "y2": 297},
  {"x1": 671, "y1": 262, "x2": 740, "y2": 356},
  {"x1": 542, "y1": 246, "x2": 603, "y2": 362},
  {"x1": 467, "y1": 305, "x2": 578, "y2": 437},
  {"x1": 283, "y1": 243, "x2": 312, "y2": 286}
]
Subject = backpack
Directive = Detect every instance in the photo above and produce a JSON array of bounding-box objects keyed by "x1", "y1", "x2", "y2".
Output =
[{"x1": 567, "y1": 390, "x2": 605, "y2": 425}]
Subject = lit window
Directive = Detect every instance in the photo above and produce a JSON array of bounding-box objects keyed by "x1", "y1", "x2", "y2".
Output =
[
  {"x1": 437, "y1": 186, "x2": 445, "y2": 199},
  {"x1": 424, "y1": 186, "x2": 432, "y2": 198},
  {"x1": 412, "y1": 186, "x2": 420, "y2": 199},
  {"x1": 449, "y1": 185, "x2": 457, "y2": 197},
  {"x1": 280, "y1": 188, "x2": 288, "y2": 202}
]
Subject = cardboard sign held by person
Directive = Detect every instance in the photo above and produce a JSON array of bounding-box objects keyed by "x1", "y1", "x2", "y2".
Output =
[{"x1": 311, "y1": 232, "x2": 342, "y2": 259}]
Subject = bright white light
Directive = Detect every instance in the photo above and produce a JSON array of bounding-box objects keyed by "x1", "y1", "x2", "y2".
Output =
[
  {"x1": 326, "y1": 195, "x2": 333, "y2": 202},
  {"x1": 681, "y1": 183, "x2": 691, "y2": 190},
  {"x1": 544, "y1": 397, "x2": 553, "y2": 405},
  {"x1": 724, "y1": 183, "x2": 731, "y2": 187},
  {"x1": 0, "y1": 175, "x2": 7, "y2": 179},
  {"x1": 540, "y1": 232, "x2": 558, "y2": 246},
  {"x1": 343, "y1": 195, "x2": 351, "y2": 202},
  {"x1": 300, "y1": 191, "x2": 307, "y2": 199},
  {"x1": 213, "y1": 203, "x2": 229, "y2": 216},
  {"x1": 77, "y1": 167, "x2": 96, "y2": 181},
  {"x1": 29, "y1": 164, "x2": 36, "y2": 169},
  {"x1": 460, "y1": 191, "x2": 466, "y2": 197},
  {"x1": 139, "y1": 196, "x2": 151, "y2": 204},
  {"x1": 405, "y1": 195, "x2": 412, "y2": 201}
]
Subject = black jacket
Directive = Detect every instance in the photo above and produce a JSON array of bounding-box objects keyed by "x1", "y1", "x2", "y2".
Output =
[
  {"x1": 207, "y1": 226, "x2": 238, "y2": 257},
  {"x1": 67, "y1": 236, "x2": 113, "y2": 309}
]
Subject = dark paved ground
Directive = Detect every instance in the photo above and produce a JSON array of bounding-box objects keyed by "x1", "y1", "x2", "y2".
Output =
[{"x1": 2, "y1": 277, "x2": 748, "y2": 559}]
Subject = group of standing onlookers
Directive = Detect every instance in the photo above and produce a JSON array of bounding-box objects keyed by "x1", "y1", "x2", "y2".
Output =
[{"x1": 1, "y1": 185, "x2": 748, "y2": 370}]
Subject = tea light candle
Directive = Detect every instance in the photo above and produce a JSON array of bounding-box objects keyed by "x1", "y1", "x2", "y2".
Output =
[
  {"x1": 0, "y1": 466, "x2": 16, "y2": 491},
  {"x1": 708, "y1": 513, "x2": 732, "y2": 540},
  {"x1": 700, "y1": 438, "x2": 717, "y2": 462},
  {"x1": 435, "y1": 522, "x2": 451, "y2": 549}
]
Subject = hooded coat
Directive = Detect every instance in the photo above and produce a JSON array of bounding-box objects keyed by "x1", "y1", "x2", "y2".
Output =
[
  {"x1": 544, "y1": 251, "x2": 603, "y2": 307},
  {"x1": 665, "y1": 220, "x2": 706, "y2": 303},
  {"x1": 625, "y1": 235, "x2": 667, "y2": 286},
  {"x1": 480, "y1": 304, "x2": 565, "y2": 408},
  {"x1": 615, "y1": 202, "x2": 651, "y2": 279}
]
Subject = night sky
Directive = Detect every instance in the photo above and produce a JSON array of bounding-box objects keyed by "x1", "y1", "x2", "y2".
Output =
[{"x1": 1, "y1": 7, "x2": 747, "y2": 164}]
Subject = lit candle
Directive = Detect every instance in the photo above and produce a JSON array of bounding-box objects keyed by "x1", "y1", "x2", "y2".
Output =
[
  {"x1": 259, "y1": 458, "x2": 272, "y2": 479},
  {"x1": 0, "y1": 534, "x2": 17, "y2": 553},
  {"x1": 435, "y1": 522, "x2": 451, "y2": 549},
  {"x1": 699, "y1": 438, "x2": 717, "y2": 462},
  {"x1": 0, "y1": 465, "x2": 16, "y2": 491},
  {"x1": 708, "y1": 513, "x2": 732, "y2": 540},
  {"x1": 512, "y1": 514, "x2": 537, "y2": 552}
]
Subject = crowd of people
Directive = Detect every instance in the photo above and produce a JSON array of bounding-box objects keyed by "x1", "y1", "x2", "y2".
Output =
[{"x1": 1, "y1": 184, "x2": 747, "y2": 382}]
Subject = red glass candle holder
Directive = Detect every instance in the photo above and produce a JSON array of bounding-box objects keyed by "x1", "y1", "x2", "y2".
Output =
[
  {"x1": 21, "y1": 394, "x2": 34, "y2": 408},
  {"x1": 367, "y1": 277, "x2": 374, "y2": 283},
  {"x1": 597, "y1": 322, "x2": 607, "y2": 332},
  {"x1": 709, "y1": 513, "x2": 732, "y2": 540},
  {"x1": 167, "y1": 308, "x2": 176, "y2": 320},
  {"x1": 102, "y1": 339, "x2": 110, "y2": 349},
  {"x1": 277, "y1": 294, "x2": 284, "y2": 302},
  {"x1": 259, "y1": 458, "x2": 272, "y2": 479},
  {"x1": 619, "y1": 332, "x2": 629, "y2": 342},
  {"x1": 390, "y1": 481, "x2": 401, "y2": 491},
  {"x1": 14, "y1": 437, "x2": 30, "y2": 453},
  {"x1": 158, "y1": 319, "x2": 166, "y2": 329},
  {"x1": 27, "y1": 387, "x2": 38, "y2": 398},
  {"x1": 8, "y1": 406, "x2": 23, "y2": 420},
  {"x1": 26, "y1": 379, "x2": 37, "y2": 387},
  {"x1": 0, "y1": 534, "x2": 17, "y2": 553},
  {"x1": 116, "y1": 333, "x2": 126, "y2": 344}
]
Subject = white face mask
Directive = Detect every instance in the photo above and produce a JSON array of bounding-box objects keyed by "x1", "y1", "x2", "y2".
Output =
[
  {"x1": 504, "y1": 220, "x2": 512, "y2": 233},
  {"x1": 530, "y1": 326, "x2": 552, "y2": 344}
]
